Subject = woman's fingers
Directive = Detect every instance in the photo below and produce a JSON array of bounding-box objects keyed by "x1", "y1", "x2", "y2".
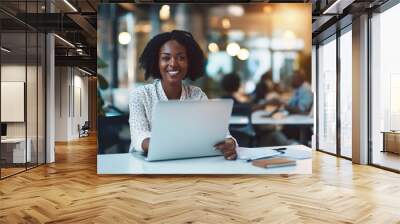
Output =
[
  {"x1": 214, "y1": 138, "x2": 237, "y2": 160},
  {"x1": 214, "y1": 140, "x2": 237, "y2": 160},
  {"x1": 213, "y1": 140, "x2": 226, "y2": 148},
  {"x1": 227, "y1": 153, "x2": 237, "y2": 160},
  {"x1": 223, "y1": 149, "x2": 237, "y2": 160}
]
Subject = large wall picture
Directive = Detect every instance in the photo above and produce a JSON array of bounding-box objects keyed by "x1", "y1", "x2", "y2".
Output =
[{"x1": 97, "y1": 3, "x2": 313, "y2": 175}]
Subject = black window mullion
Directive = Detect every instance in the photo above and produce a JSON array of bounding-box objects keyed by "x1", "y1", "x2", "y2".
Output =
[
  {"x1": 36, "y1": 0, "x2": 39, "y2": 167},
  {"x1": 315, "y1": 44, "x2": 319, "y2": 151},
  {"x1": 367, "y1": 11, "x2": 373, "y2": 165},
  {"x1": 336, "y1": 28, "x2": 341, "y2": 157},
  {"x1": 0, "y1": 22, "x2": 2, "y2": 179},
  {"x1": 25, "y1": 0, "x2": 28, "y2": 171}
]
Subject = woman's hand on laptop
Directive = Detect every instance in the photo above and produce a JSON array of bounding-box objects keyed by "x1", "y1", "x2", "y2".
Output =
[
  {"x1": 141, "y1": 138, "x2": 150, "y2": 155},
  {"x1": 214, "y1": 138, "x2": 237, "y2": 160}
]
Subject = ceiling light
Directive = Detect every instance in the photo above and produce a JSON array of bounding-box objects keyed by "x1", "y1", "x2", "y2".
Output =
[
  {"x1": 63, "y1": 0, "x2": 78, "y2": 12},
  {"x1": 322, "y1": 0, "x2": 355, "y2": 15},
  {"x1": 1, "y1": 47, "x2": 11, "y2": 53},
  {"x1": 78, "y1": 67, "x2": 93, "y2": 76},
  {"x1": 76, "y1": 48, "x2": 84, "y2": 55},
  {"x1": 208, "y1": 43, "x2": 219, "y2": 53},
  {"x1": 159, "y1": 5, "x2": 170, "y2": 20},
  {"x1": 54, "y1": 34, "x2": 75, "y2": 48},
  {"x1": 226, "y1": 42, "x2": 240, "y2": 56},
  {"x1": 237, "y1": 48, "x2": 249, "y2": 61},
  {"x1": 118, "y1": 32, "x2": 131, "y2": 45}
]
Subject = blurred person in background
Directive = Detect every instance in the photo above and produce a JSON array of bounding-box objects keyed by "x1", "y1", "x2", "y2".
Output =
[
  {"x1": 220, "y1": 73, "x2": 291, "y2": 146},
  {"x1": 284, "y1": 70, "x2": 313, "y2": 115},
  {"x1": 282, "y1": 70, "x2": 313, "y2": 144},
  {"x1": 221, "y1": 73, "x2": 279, "y2": 112},
  {"x1": 252, "y1": 70, "x2": 281, "y2": 105}
]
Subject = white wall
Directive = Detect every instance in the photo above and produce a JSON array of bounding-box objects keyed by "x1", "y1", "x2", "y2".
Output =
[
  {"x1": 54, "y1": 67, "x2": 89, "y2": 141},
  {"x1": 54, "y1": 67, "x2": 69, "y2": 141}
]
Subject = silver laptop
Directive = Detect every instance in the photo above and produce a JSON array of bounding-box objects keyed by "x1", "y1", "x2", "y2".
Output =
[{"x1": 144, "y1": 99, "x2": 233, "y2": 161}]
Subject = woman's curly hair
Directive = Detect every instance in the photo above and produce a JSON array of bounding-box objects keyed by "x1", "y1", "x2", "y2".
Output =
[{"x1": 139, "y1": 30, "x2": 205, "y2": 81}]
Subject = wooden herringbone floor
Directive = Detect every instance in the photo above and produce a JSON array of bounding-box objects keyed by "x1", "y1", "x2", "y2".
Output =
[{"x1": 1, "y1": 135, "x2": 400, "y2": 224}]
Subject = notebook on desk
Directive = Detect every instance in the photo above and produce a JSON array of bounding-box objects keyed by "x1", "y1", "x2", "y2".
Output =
[{"x1": 252, "y1": 158, "x2": 296, "y2": 168}]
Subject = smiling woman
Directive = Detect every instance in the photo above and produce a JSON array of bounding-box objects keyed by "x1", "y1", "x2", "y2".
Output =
[{"x1": 128, "y1": 30, "x2": 237, "y2": 160}]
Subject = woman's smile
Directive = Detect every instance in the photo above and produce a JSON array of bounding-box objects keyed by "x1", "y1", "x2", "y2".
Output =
[{"x1": 167, "y1": 70, "x2": 180, "y2": 76}]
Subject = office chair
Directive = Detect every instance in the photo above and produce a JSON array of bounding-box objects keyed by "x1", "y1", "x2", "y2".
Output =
[{"x1": 78, "y1": 121, "x2": 90, "y2": 138}]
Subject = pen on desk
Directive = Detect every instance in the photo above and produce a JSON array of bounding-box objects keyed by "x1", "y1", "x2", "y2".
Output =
[
  {"x1": 245, "y1": 147, "x2": 288, "y2": 162},
  {"x1": 246, "y1": 156, "x2": 275, "y2": 162}
]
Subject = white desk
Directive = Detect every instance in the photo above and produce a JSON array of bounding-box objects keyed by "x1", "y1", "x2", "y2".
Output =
[
  {"x1": 230, "y1": 111, "x2": 314, "y2": 126},
  {"x1": 230, "y1": 111, "x2": 314, "y2": 145},
  {"x1": 1, "y1": 138, "x2": 31, "y2": 163},
  {"x1": 97, "y1": 145, "x2": 312, "y2": 175}
]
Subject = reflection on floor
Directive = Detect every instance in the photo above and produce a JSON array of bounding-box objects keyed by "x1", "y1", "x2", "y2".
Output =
[
  {"x1": 373, "y1": 151, "x2": 400, "y2": 171},
  {"x1": 0, "y1": 163, "x2": 41, "y2": 178},
  {"x1": 0, "y1": 167, "x2": 25, "y2": 177}
]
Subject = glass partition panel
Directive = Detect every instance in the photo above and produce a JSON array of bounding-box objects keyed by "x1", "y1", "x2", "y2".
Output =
[
  {"x1": 339, "y1": 29, "x2": 352, "y2": 158},
  {"x1": 1, "y1": 30, "x2": 27, "y2": 177},
  {"x1": 317, "y1": 37, "x2": 337, "y2": 154},
  {"x1": 0, "y1": 0, "x2": 47, "y2": 179},
  {"x1": 27, "y1": 30, "x2": 38, "y2": 169},
  {"x1": 371, "y1": 3, "x2": 400, "y2": 171}
]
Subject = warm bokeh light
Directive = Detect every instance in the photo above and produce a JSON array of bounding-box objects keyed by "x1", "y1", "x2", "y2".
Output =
[
  {"x1": 208, "y1": 43, "x2": 219, "y2": 52},
  {"x1": 118, "y1": 32, "x2": 131, "y2": 45},
  {"x1": 226, "y1": 42, "x2": 241, "y2": 56},
  {"x1": 160, "y1": 5, "x2": 170, "y2": 20},
  {"x1": 222, "y1": 18, "x2": 231, "y2": 29},
  {"x1": 237, "y1": 48, "x2": 249, "y2": 60},
  {"x1": 263, "y1": 5, "x2": 272, "y2": 14}
]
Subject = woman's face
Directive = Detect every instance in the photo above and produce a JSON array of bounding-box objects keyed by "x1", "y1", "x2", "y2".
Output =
[{"x1": 158, "y1": 40, "x2": 188, "y2": 84}]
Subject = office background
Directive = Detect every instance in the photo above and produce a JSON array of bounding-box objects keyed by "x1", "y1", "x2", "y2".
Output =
[
  {"x1": 1, "y1": 1, "x2": 400, "y2": 222},
  {"x1": 0, "y1": 0, "x2": 97, "y2": 179}
]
